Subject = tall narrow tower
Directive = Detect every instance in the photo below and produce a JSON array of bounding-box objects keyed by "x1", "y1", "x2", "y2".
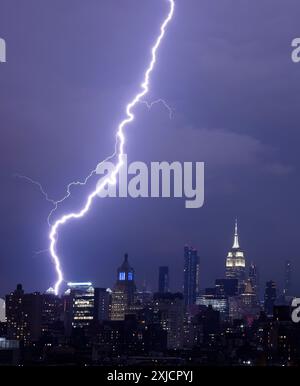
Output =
[
  {"x1": 249, "y1": 262, "x2": 259, "y2": 299},
  {"x1": 225, "y1": 219, "x2": 246, "y2": 291},
  {"x1": 110, "y1": 253, "x2": 136, "y2": 320},
  {"x1": 158, "y1": 266, "x2": 169, "y2": 293},
  {"x1": 283, "y1": 259, "x2": 292, "y2": 296},
  {"x1": 183, "y1": 246, "x2": 200, "y2": 306}
]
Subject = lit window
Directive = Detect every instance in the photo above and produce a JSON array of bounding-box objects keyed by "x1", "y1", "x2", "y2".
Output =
[
  {"x1": 128, "y1": 272, "x2": 133, "y2": 281},
  {"x1": 119, "y1": 272, "x2": 125, "y2": 280}
]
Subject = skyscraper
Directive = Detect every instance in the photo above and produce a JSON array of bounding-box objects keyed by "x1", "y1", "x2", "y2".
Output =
[
  {"x1": 240, "y1": 279, "x2": 257, "y2": 309},
  {"x1": 183, "y1": 246, "x2": 200, "y2": 306},
  {"x1": 249, "y1": 262, "x2": 259, "y2": 299},
  {"x1": 6, "y1": 284, "x2": 42, "y2": 344},
  {"x1": 98, "y1": 288, "x2": 111, "y2": 322},
  {"x1": 215, "y1": 278, "x2": 238, "y2": 297},
  {"x1": 110, "y1": 254, "x2": 136, "y2": 320},
  {"x1": 225, "y1": 219, "x2": 246, "y2": 291},
  {"x1": 41, "y1": 291, "x2": 63, "y2": 335},
  {"x1": 264, "y1": 280, "x2": 277, "y2": 317},
  {"x1": 283, "y1": 260, "x2": 292, "y2": 296},
  {"x1": 64, "y1": 282, "x2": 101, "y2": 332},
  {"x1": 153, "y1": 292, "x2": 184, "y2": 349},
  {"x1": 158, "y1": 266, "x2": 169, "y2": 293}
]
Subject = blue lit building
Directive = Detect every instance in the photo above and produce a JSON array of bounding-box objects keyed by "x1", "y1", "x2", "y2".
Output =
[{"x1": 111, "y1": 254, "x2": 136, "y2": 320}]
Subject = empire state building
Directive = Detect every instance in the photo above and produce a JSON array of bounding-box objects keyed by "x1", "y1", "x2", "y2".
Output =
[{"x1": 225, "y1": 219, "x2": 246, "y2": 290}]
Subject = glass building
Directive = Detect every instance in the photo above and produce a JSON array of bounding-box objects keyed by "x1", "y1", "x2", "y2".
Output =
[
  {"x1": 65, "y1": 282, "x2": 99, "y2": 330},
  {"x1": 183, "y1": 246, "x2": 200, "y2": 306}
]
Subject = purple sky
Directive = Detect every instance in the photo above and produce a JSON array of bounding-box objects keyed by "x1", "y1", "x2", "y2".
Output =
[{"x1": 1, "y1": 0, "x2": 300, "y2": 296}]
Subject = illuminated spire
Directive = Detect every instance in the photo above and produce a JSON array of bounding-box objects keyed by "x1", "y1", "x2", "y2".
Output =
[{"x1": 232, "y1": 218, "x2": 240, "y2": 249}]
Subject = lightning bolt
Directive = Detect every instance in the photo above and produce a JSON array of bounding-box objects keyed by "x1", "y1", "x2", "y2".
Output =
[
  {"x1": 46, "y1": 97, "x2": 173, "y2": 225},
  {"x1": 140, "y1": 99, "x2": 174, "y2": 119},
  {"x1": 15, "y1": 97, "x2": 173, "y2": 227},
  {"x1": 36, "y1": 0, "x2": 175, "y2": 295},
  {"x1": 14, "y1": 174, "x2": 56, "y2": 207}
]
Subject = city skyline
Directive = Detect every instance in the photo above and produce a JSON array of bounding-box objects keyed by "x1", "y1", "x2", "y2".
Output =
[
  {"x1": 0, "y1": 219, "x2": 295, "y2": 304},
  {"x1": 0, "y1": 226, "x2": 300, "y2": 366},
  {"x1": 0, "y1": 218, "x2": 295, "y2": 298},
  {"x1": 1, "y1": 239, "x2": 298, "y2": 367}
]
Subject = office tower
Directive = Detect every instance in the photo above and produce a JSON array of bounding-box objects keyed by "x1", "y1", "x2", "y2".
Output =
[
  {"x1": 5, "y1": 284, "x2": 42, "y2": 344},
  {"x1": 190, "y1": 306, "x2": 221, "y2": 348},
  {"x1": 227, "y1": 279, "x2": 261, "y2": 323},
  {"x1": 110, "y1": 254, "x2": 136, "y2": 321},
  {"x1": 98, "y1": 288, "x2": 111, "y2": 321},
  {"x1": 40, "y1": 291, "x2": 63, "y2": 336},
  {"x1": 264, "y1": 280, "x2": 277, "y2": 316},
  {"x1": 64, "y1": 282, "x2": 100, "y2": 332},
  {"x1": 196, "y1": 295, "x2": 228, "y2": 321},
  {"x1": 153, "y1": 292, "x2": 184, "y2": 349},
  {"x1": 240, "y1": 279, "x2": 257, "y2": 308},
  {"x1": 158, "y1": 266, "x2": 169, "y2": 293},
  {"x1": 249, "y1": 262, "x2": 259, "y2": 299},
  {"x1": 225, "y1": 219, "x2": 246, "y2": 291},
  {"x1": 183, "y1": 246, "x2": 200, "y2": 306},
  {"x1": 133, "y1": 280, "x2": 152, "y2": 307},
  {"x1": 283, "y1": 260, "x2": 292, "y2": 296},
  {"x1": 215, "y1": 278, "x2": 238, "y2": 297},
  {"x1": 135, "y1": 289, "x2": 153, "y2": 306}
]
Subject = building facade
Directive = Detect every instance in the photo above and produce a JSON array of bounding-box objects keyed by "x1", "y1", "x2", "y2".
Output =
[
  {"x1": 283, "y1": 260, "x2": 292, "y2": 296},
  {"x1": 110, "y1": 254, "x2": 136, "y2": 321},
  {"x1": 183, "y1": 246, "x2": 200, "y2": 306},
  {"x1": 6, "y1": 285, "x2": 42, "y2": 344},
  {"x1": 153, "y1": 292, "x2": 184, "y2": 349},
  {"x1": 64, "y1": 282, "x2": 101, "y2": 334},
  {"x1": 249, "y1": 262, "x2": 259, "y2": 299},
  {"x1": 158, "y1": 266, "x2": 169, "y2": 293},
  {"x1": 264, "y1": 280, "x2": 277, "y2": 317}
]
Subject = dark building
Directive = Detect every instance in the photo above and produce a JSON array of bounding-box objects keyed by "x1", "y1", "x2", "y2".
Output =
[
  {"x1": 153, "y1": 292, "x2": 184, "y2": 349},
  {"x1": 111, "y1": 254, "x2": 136, "y2": 320},
  {"x1": 158, "y1": 266, "x2": 169, "y2": 293},
  {"x1": 135, "y1": 289, "x2": 152, "y2": 306},
  {"x1": 95, "y1": 314, "x2": 167, "y2": 357},
  {"x1": 183, "y1": 246, "x2": 200, "y2": 306},
  {"x1": 283, "y1": 260, "x2": 292, "y2": 296},
  {"x1": 41, "y1": 291, "x2": 63, "y2": 327},
  {"x1": 40, "y1": 291, "x2": 64, "y2": 342},
  {"x1": 6, "y1": 284, "x2": 42, "y2": 344},
  {"x1": 196, "y1": 295, "x2": 228, "y2": 321},
  {"x1": 192, "y1": 305, "x2": 221, "y2": 347},
  {"x1": 98, "y1": 288, "x2": 110, "y2": 321},
  {"x1": 205, "y1": 287, "x2": 216, "y2": 296},
  {"x1": 273, "y1": 305, "x2": 292, "y2": 322},
  {"x1": 215, "y1": 279, "x2": 238, "y2": 297},
  {"x1": 264, "y1": 281, "x2": 277, "y2": 317},
  {"x1": 249, "y1": 263, "x2": 259, "y2": 299}
]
